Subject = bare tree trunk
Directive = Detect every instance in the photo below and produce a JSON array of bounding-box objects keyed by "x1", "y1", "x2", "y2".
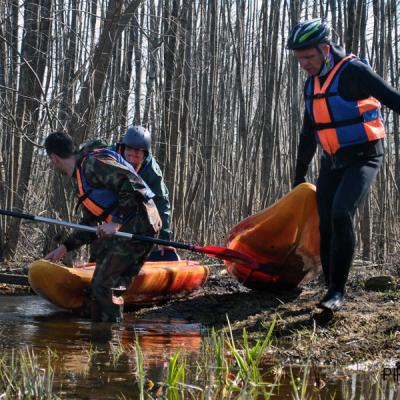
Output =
[
  {"x1": 133, "y1": 5, "x2": 145, "y2": 124},
  {"x1": 345, "y1": 0, "x2": 356, "y2": 52},
  {"x1": 67, "y1": 0, "x2": 141, "y2": 144},
  {"x1": 200, "y1": 0, "x2": 217, "y2": 237},
  {"x1": 6, "y1": 0, "x2": 52, "y2": 257},
  {"x1": 143, "y1": 0, "x2": 160, "y2": 128},
  {"x1": 390, "y1": 0, "x2": 400, "y2": 198},
  {"x1": 1, "y1": 0, "x2": 400, "y2": 264},
  {"x1": 160, "y1": 0, "x2": 179, "y2": 172},
  {"x1": 58, "y1": 0, "x2": 77, "y2": 128},
  {"x1": 175, "y1": 0, "x2": 193, "y2": 235},
  {"x1": 44, "y1": 0, "x2": 142, "y2": 256},
  {"x1": 260, "y1": 0, "x2": 281, "y2": 205},
  {"x1": 358, "y1": 0, "x2": 367, "y2": 59},
  {"x1": 116, "y1": 19, "x2": 135, "y2": 135},
  {"x1": 167, "y1": 0, "x2": 192, "y2": 224}
]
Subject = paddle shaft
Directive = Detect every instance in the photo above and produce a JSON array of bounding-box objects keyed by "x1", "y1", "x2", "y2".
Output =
[
  {"x1": 0, "y1": 208, "x2": 258, "y2": 268},
  {"x1": 0, "y1": 209, "x2": 196, "y2": 251}
]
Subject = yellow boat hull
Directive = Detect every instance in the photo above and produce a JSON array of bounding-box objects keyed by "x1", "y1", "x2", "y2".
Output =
[{"x1": 28, "y1": 260, "x2": 209, "y2": 310}]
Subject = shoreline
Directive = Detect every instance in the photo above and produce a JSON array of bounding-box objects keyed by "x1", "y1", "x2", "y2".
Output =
[{"x1": 1, "y1": 260, "x2": 399, "y2": 366}]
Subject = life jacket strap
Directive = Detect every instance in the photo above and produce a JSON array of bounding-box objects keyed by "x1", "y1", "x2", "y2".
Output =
[
  {"x1": 75, "y1": 190, "x2": 117, "y2": 223},
  {"x1": 98, "y1": 204, "x2": 118, "y2": 222},
  {"x1": 305, "y1": 92, "x2": 338, "y2": 99},
  {"x1": 75, "y1": 192, "x2": 90, "y2": 214},
  {"x1": 313, "y1": 115, "x2": 364, "y2": 130}
]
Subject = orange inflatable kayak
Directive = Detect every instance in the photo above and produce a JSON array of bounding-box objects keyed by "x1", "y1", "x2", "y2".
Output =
[
  {"x1": 28, "y1": 260, "x2": 209, "y2": 310},
  {"x1": 224, "y1": 183, "x2": 321, "y2": 290}
]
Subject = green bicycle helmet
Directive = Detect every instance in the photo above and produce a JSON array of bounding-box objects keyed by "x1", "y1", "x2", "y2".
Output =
[{"x1": 287, "y1": 19, "x2": 330, "y2": 50}]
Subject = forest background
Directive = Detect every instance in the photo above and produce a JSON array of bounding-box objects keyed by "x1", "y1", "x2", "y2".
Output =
[{"x1": 0, "y1": 0, "x2": 399, "y2": 264}]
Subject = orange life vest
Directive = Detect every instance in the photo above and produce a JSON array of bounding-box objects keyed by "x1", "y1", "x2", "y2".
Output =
[
  {"x1": 75, "y1": 149, "x2": 153, "y2": 223},
  {"x1": 305, "y1": 55, "x2": 385, "y2": 155}
]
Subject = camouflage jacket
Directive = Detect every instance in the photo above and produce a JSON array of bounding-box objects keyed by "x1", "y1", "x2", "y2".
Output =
[
  {"x1": 112, "y1": 143, "x2": 172, "y2": 240},
  {"x1": 63, "y1": 141, "x2": 161, "y2": 252}
]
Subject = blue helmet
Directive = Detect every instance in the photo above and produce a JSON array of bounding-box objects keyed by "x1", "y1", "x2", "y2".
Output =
[
  {"x1": 287, "y1": 19, "x2": 330, "y2": 50},
  {"x1": 122, "y1": 126, "x2": 151, "y2": 151}
]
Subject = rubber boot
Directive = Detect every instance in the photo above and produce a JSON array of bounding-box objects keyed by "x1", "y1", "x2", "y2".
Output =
[
  {"x1": 90, "y1": 301, "x2": 103, "y2": 322},
  {"x1": 317, "y1": 289, "x2": 344, "y2": 311},
  {"x1": 100, "y1": 302, "x2": 123, "y2": 323},
  {"x1": 78, "y1": 295, "x2": 92, "y2": 319}
]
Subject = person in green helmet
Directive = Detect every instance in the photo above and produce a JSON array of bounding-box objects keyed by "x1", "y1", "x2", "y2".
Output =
[{"x1": 287, "y1": 19, "x2": 400, "y2": 312}]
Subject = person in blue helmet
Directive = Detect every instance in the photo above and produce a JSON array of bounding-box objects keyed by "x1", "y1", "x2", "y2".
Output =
[
  {"x1": 112, "y1": 126, "x2": 177, "y2": 260},
  {"x1": 287, "y1": 19, "x2": 400, "y2": 311}
]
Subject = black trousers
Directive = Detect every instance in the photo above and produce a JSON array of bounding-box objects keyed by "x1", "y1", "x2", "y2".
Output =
[{"x1": 316, "y1": 153, "x2": 383, "y2": 293}]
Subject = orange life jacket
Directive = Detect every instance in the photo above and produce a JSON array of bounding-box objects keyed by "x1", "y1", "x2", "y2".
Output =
[
  {"x1": 75, "y1": 149, "x2": 153, "y2": 222},
  {"x1": 305, "y1": 55, "x2": 385, "y2": 155}
]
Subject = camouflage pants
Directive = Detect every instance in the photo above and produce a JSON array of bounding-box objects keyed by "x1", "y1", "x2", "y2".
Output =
[{"x1": 85, "y1": 237, "x2": 153, "y2": 322}]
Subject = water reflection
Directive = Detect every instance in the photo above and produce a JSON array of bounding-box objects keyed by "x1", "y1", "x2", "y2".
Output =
[
  {"x1": 0, "y1": 295, "x2": 203, "y2": 399},
  {"x1": 0, "y1": 295, "x2": 398, "y2": 399},
  {"x1": 0, "y1": 296, "x2": 202, "y2": 356},
  {"x1": 124, "y1": 319, "x2": 203, "y2": 364}
]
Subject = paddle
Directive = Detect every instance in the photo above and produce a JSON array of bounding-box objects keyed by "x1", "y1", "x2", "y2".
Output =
[{"x1": 0, "y1": 209, "x2": 258, "y2": 269}]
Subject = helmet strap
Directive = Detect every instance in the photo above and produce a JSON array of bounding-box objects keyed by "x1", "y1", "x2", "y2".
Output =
[{"x1": 317, "y1": 44, "x2": 333, "y2": 77}]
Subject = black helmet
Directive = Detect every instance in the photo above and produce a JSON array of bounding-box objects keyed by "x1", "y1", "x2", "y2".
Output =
[
  {"x1": 287, "y1": 19, "x2": 330, "y2": 50},
  {"x1": 122, "y1": 126, "x2": 151, "y2": 151}
]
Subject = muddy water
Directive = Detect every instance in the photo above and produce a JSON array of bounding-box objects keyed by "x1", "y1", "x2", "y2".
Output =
[
  {"x1": 0, "y1": 296, "x2": 203, "y2": 399},
  {"x1": 0, "y1": 296, "x2": 398, "y2": 399}
]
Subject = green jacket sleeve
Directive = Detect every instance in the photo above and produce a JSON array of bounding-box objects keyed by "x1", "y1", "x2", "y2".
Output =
[{"x1": 141, "y1": 158, "x2": 172, "y2": 240}]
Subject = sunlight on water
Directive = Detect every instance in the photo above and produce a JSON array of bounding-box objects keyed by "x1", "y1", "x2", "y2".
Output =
[
  {"x1": 0, "y1": 296, "x2": 204, "y2": 399},
  {"x1": 0, "y1": 296, "x2": 398, "y2": 399}
]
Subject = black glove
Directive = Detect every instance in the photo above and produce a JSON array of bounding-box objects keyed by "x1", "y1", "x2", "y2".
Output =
[{"x1": 292, "y1": 177, "x2": 306, "y2": 188}]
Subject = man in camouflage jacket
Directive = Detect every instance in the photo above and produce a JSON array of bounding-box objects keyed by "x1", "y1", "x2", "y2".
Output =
[{"x1": 44, "y1": 132, "x2": 161, "y2": 322}]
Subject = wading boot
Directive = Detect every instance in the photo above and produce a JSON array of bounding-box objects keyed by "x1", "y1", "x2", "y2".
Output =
[
  {"x1": 77, "y1": 295, "x2": 92, "y2": 319},
  {"x1": 100, "y1": 302, "x2": 123, "y2": 323},
  {"x1": 317, "y1": 289, "x2": 344, "y2": 311},
  {"x1": 95, "y1": 287, "x2": 125, "y2": 323},
  {"x1": 90, "y1": 301, "x2": 103, "y2": 322}
]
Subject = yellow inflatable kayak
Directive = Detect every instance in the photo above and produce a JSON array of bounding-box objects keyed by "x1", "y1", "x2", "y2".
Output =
[
  {"x1": 224, "y1": 183, "x2": 321, "y2": 290},
  {"x1": 28, "y1": 260, "x2": 209, "y2": 310}
]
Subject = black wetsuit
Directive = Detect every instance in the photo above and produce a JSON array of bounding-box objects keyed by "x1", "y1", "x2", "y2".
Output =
[{"x1": 294, "y1": 44, "x2": 400, "y2": 294}]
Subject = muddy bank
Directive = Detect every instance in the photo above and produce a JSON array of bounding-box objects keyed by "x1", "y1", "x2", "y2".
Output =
[
  {"x1": 0, "y1": 258, "x2": 31, "y2": 295},
  {"x1": 131, "y1": 261, "x2": 400, "y2": 365},
  {"x1": 1, "y1": 258, "x2": 399, "y2": 365}
]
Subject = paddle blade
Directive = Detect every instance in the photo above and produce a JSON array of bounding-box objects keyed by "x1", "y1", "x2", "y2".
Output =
[{"x1": 194, "y1": 245, "x2": 258, "y2": 269}]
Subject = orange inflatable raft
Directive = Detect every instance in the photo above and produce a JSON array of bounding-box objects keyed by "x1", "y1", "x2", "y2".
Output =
[
  {"x1": 28, "y1": 260, "x2": 209, "y2": 310},
  {"x1": 224, "y1": 183, "x2": 321, "y2": 290}
]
